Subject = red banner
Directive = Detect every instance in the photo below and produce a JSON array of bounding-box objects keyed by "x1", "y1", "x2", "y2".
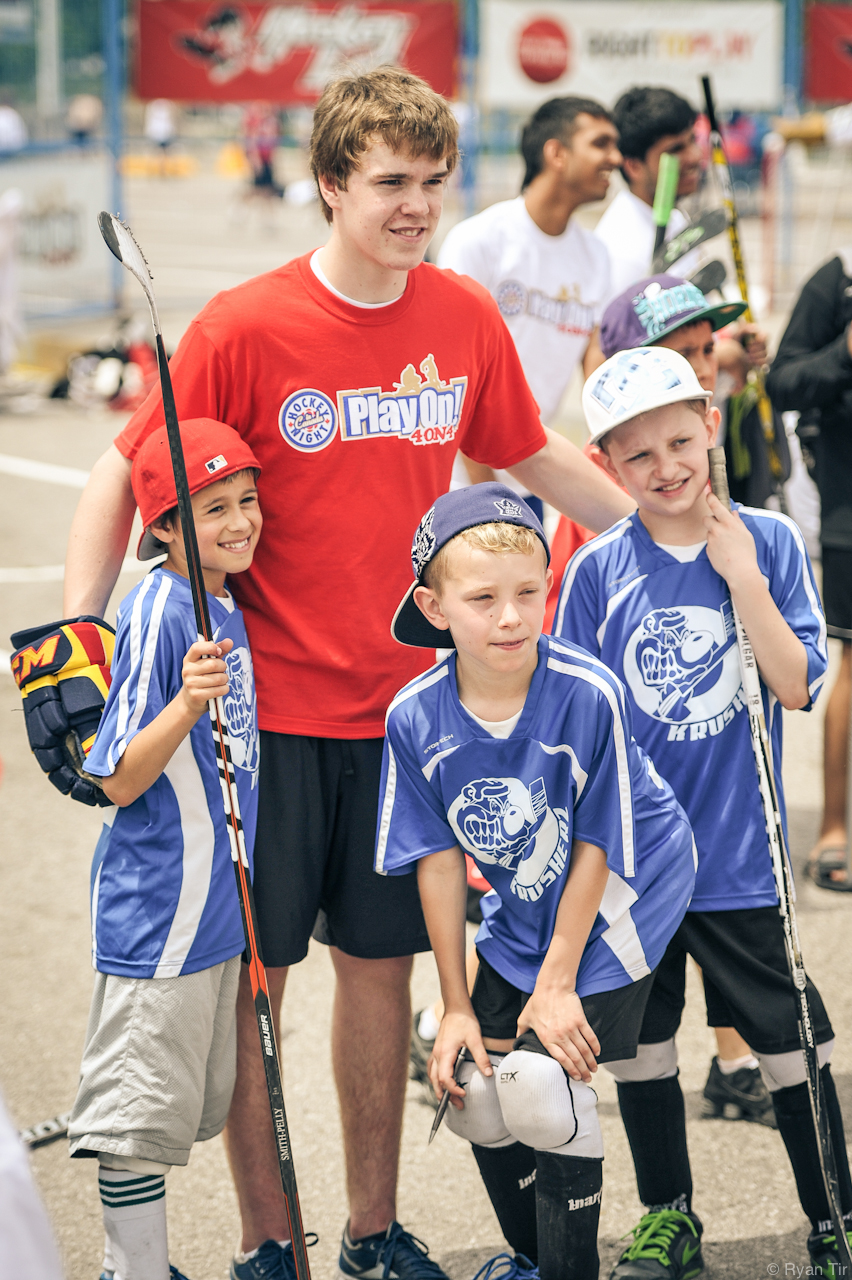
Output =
[
  {"x1": 136, "y1": 0, "x2": 459, "y2": 103},
  {"x1": 806, "y1": 5, "x2": 852, "y2": 103}
]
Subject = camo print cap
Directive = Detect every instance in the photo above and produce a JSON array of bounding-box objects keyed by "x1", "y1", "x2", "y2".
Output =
[{"x1": 392, "y1": 483, "x2": 550, "y2": 649}]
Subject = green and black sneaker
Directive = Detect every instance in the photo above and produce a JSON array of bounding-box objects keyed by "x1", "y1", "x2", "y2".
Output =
[
  {"x1": 610, "y1": 1208, "x2": 703, "y2": 1279},
  {"x1": 807, "y1": 1222, "x2": 852, "y2": 1278}
]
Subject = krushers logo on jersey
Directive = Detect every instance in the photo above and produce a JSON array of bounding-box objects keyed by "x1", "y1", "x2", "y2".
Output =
[
  {"x1": 622, "y1": 604, "x2": 746, "y2": 741},
  {"x1": 278, "y1": 354, "x2": 468, "y2": 453},
  {"x1": 448, "y1": 775, "x2": 572, "y2": 902}
]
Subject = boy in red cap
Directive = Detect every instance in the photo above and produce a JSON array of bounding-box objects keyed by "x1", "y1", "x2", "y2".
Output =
[{"x1": 67, "y1": 419, "x2": 263, "y2": 1280}]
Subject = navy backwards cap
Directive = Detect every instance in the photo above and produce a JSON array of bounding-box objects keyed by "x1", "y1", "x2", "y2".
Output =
[
  {"x1": 600, "y1": 274, "x2": 748, "y2": 359},
  {"x1": 391, "y1": 483, "x2": 551, "y2": 649}
]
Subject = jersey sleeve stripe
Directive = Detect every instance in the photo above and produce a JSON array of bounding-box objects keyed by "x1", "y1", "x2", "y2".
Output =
[
  {"x1": 547, "y1": 656, "x2": 635, "y2": 876},
  {"x1": 555, "y1": 518, "x2": 632, "y2": 636},
  {"x1": 385, "y1": 663, "x2": 448, "y2": 721},
  {"x1": 539, "y1": 742, "x2": 588, "y2": 797},
  {"x1": 422, "y1": 744, "x2": 459, "y2": 782},
  {"x1": 598, "y1": 870, "x2": 651, "y2": 979},
  {"x1": 375, "y1": 739, "x2": 398, "y2": 875},
  {"x1": 110, "y1": 574, "x2": 172, "y2": 771},
  {"x1": 154, "y1": 734, "x2": 218, "y2": 978},
  {"x1": 596, "y1": 574, "x2": 647, "y2": 647},
  {"x1": 743, "y1": 506, "x2": 827, "y2": 662},
  {"x1": 547, "y1": 636, "x2": 628, "y2": 713},
  {"x1": 112, "y1": 574, "x2": 155, "y2": 755}
]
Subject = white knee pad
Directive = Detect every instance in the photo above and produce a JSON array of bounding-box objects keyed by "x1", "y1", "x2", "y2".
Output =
[
  {"x1": 757, "y1": 1040, "x2": 834, "y2": 1092},
  {"x1": 444, "y1": 1054, "x2": 514, "y2": 1149},
  {"x1": 495, "y1": 1049, "x2": 603, "y2": 1159},
  {"x1": 605, "y1": 1039, "x2": 678, "y2": 1083}
]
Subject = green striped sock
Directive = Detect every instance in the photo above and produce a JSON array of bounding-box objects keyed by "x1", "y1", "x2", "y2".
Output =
[{"x1": 99, "y1": 1167, "x2": 169, "y2": 1280}]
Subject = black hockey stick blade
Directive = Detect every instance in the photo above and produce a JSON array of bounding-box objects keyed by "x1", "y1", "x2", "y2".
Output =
[
  {"x1": 429, "y1": 1047, "x2": 467, "y2": 1143},
  {"x1": 652, "y1": 208, "x2": 728, "y2": 272},
  {"x1": 689, "y1": 259, "x2": 727, "y2": 296},
  {"x1": 19, "y1": 1112, "x2": 70, "y2": 1149}
]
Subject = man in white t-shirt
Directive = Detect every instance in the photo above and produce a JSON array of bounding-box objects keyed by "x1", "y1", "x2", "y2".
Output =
[
  {"x1": 438, "y1": 96, "x2": 620, "y2": 515},
  {"x1": 595, "y1": 87, "x2": 703, "y2": 298}
]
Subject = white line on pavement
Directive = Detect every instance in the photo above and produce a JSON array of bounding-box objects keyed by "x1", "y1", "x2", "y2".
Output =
[
  {"x1": 0, "y1": 453, "x2": 91, "y2": 488},
  {"x1": 0, "y1": 556, "x2": 142, "y2": 584}
]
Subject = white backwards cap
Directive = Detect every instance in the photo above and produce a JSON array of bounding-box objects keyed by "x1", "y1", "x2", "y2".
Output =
[{"x1": 583, "y1": 346, "x2": 712, "y2": 447}]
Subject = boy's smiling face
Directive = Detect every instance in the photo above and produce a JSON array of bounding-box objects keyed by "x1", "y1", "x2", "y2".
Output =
[
  {"x1": 152, "y1": 471, "x2": 262, "y2": 593},
  {"x1": 413, "y1": 541, "x2": 552, "y2": 678},
  {"x1": 598, "y1": 400, "x2": 719, "y2": 529}
]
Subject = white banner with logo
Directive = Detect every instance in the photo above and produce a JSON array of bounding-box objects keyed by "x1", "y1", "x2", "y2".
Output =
[{"x1": 481, "y1": 1, "x2": 782, "y2": 111}]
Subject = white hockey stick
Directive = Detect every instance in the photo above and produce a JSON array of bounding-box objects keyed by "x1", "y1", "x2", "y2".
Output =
[{"x1": 708, "y1": 445, "x2": 852, "y2": 1268}]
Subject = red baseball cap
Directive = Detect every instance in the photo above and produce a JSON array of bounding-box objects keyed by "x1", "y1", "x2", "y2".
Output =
[{"x1": 131, "y1": 418, "x2": 261, "y2": 560}]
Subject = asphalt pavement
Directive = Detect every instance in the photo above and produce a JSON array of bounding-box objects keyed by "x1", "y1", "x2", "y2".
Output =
[{"x1": 1, "y1": 167, "x2": 851, "y2": 1280}]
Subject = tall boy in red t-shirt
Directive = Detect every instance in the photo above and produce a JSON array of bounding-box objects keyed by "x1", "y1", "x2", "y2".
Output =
[{"x1": 58, "y1": 67, "x2": 634, "y2": 1278}]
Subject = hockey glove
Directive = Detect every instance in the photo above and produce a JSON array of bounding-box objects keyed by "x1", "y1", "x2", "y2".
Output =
[{"x1": 10, "y1": 616, "x2": 116, "y2": 807}]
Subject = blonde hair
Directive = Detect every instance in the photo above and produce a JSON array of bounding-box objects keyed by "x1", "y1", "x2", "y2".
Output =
[
  {"x1": 424, "y1": 522, "x2": 544, "y2": 592},
  {"x1": 310, "y1": 66, "x2": 460, "y2": 223}
]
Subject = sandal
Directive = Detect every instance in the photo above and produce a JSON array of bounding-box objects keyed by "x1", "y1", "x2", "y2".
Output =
[{"x1": 805, "y1": 845, "x2": 852, "y2": 892}]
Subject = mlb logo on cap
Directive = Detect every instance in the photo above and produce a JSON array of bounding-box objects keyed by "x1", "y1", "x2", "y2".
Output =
[{"x1": 131, "y1": 418, "x2": 262, "y2": 560}]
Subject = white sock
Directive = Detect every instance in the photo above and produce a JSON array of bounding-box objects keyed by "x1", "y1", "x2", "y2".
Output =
[
  {"x1": 99, "y1": 1166, "x2": 169, "y2": 1280},
  {"x1": 717, "y1": 1053, "x2": 759, "y2": 1075},
  {"x1": 418, "y1": 1006, "x2": 441, "y2": 1042},
  {"x1": 234, "y1": 1241, "x2": 291, "y2": 1263}
]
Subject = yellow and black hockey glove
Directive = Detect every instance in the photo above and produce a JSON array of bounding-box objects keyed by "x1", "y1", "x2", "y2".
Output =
[{"x1": 10, "y1": 616, "x2": 116, "y2": 807}]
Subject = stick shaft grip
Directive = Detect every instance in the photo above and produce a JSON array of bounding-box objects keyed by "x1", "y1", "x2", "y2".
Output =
[{"x1": 708, "y1": 446, "x2": 732, "y2": 510}]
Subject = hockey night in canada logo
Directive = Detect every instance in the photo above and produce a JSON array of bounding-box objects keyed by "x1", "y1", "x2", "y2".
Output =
[
  {"x1": 622, "y1": 603, "x2": 746, "y2": 741},
  {"x1": 279, "y1": 355, "x2": 468, "y2": 452}
]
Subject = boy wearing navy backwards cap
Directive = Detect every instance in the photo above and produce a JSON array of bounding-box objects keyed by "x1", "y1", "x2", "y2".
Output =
[
  {"x1": 376, "y1": 484, "x2": 696, "y2": 1278},
  {"x1": 555, "y1": 348, "x2": 849, "y2": 1278},
  {"x1": 67, "y1": 419, "x2": 263, "y2": 1280}
]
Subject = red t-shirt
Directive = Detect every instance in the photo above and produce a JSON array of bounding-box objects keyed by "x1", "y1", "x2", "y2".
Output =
[{"x1": 116, "y1": 253, "x2": 547, "y2": 738}]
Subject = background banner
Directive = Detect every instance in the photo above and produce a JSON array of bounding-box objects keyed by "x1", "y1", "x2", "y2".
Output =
[
  {"x1": 805, "y1": 5, "x2": 852, "y2": 104},
  {"x1": 137, "y1": 0, "x2": 458, "y2": 103},
  {"x1": 481, "y1": 1, "x2": 782, "y2": 110}
]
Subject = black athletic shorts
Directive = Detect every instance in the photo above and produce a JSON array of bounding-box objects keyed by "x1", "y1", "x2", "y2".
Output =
[
  {"x1": 637, "y1": 907, "x2": 833, "y2": 1055},
  {"x1": 470, "y1": 951, "x2": 658, "y2": 1064},
  {"x1": 252, "y1": 732, "x2": 431, "y2": 967},
  {"x1": 821, "y1": 547, "x2": 852, "y2": 640}
]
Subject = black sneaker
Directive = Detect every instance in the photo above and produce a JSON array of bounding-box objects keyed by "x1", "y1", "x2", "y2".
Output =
[
  {"x1": 610, "y1": 1209, "x2": 703, "y2": 1278},
  {"x1": 808, "y1": 1223, "x2": 852, "y2": 1277},
  {"x1": 339, "y1": 1220, "x2": 449, "y2": 1278},
  {"x1": 702, "y1": 1057, "x2": 776, "y2": 1127},
  {"x1": 409, "y1": 1011, "x2": 438, "y2": 1109}
]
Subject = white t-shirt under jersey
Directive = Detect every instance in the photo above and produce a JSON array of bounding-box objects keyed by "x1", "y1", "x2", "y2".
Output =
[
  {"x1": 438, "y1": 197, "x2": 611, "y2": 424},
  {"x1": 594, "y1": 189, "x2": 698, "y2": 300}
]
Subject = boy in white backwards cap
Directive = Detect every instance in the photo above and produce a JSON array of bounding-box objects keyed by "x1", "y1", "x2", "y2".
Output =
[{"x1": 555, "y1": 348, "x2": 848, "y2": 1279}]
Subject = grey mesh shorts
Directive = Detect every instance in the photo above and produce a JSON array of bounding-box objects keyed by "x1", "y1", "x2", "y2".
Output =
[{"x1": 68, "y1": 955, "x2": 240, "y2": 1167}]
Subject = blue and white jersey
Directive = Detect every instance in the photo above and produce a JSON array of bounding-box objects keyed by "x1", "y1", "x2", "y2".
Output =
[
  {"x1": 376, "y1": 635, "x2": 695, "y2": 996},
  {"x1": 86, "y1": 567, "x2": 259, "y2": 978},
  {"x1": 555, "y1": 508, "x2": 827, "y2": 912}
]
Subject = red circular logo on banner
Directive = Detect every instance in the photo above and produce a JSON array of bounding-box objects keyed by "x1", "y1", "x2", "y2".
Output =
[{"x1": 517, "y1": 19, "x2": 570, "y2": 83}]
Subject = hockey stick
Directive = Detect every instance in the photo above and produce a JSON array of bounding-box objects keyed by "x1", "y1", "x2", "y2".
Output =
[
  {"x1": 651, "y1": 207, "x2": 728, "y2": 273},
  {"x1": 688, "y1": 258, "x2": 726, "y2": 296},
  {"x1": 701, "y1": 76, "x2": 786, "y2": 498},
  {"x1": 19, "y1": 1112, "x2": 70, "y2": 1150},
  {"x1": 708, "y1": 445, "x2": 852, "y2": 1269},
  {"x1": 651, "y1": 153, "x2": 680, "y2": 266},
  {"x1": 97, "y1": 212, "x2": 312, "y2": 1280}
]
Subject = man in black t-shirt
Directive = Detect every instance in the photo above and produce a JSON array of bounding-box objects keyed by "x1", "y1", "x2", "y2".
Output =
[{"x1": 767, "y1": 252, "x2": 852, "y2": 889}]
